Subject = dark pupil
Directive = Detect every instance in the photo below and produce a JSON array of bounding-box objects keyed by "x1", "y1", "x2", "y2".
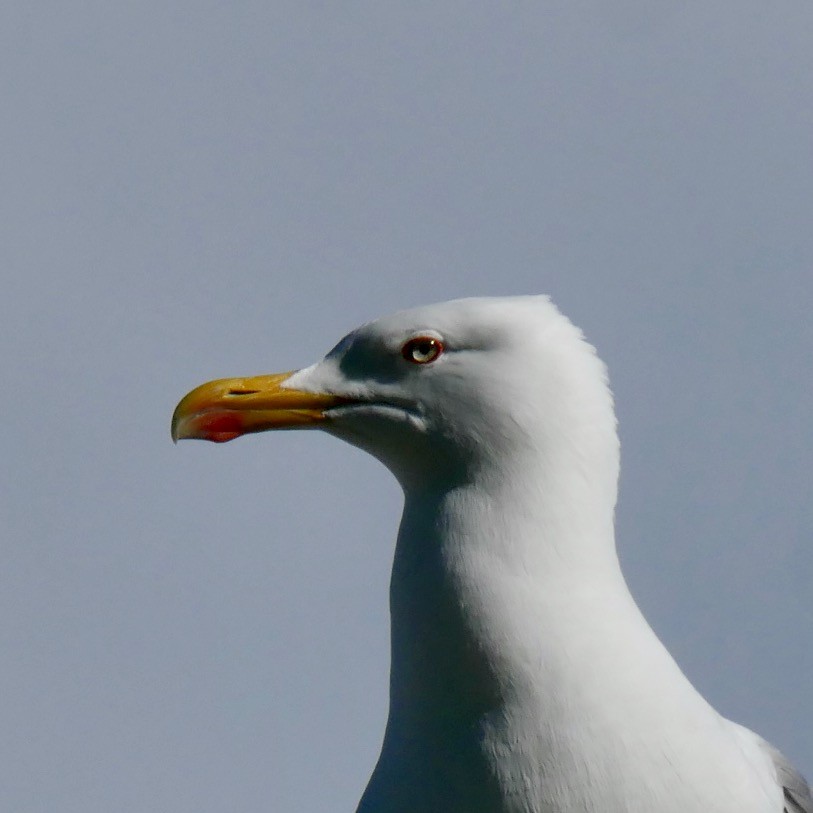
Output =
[{"x1": 415, "y1": 341, "x2": 433, "y2": 357}]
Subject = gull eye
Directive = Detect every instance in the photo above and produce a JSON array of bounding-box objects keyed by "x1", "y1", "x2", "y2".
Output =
[{"x1": 401, "y1": 336, "x2": 444, "y2": 365}]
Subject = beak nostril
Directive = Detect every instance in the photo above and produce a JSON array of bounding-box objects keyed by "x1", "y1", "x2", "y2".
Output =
[{"x1": 227, "y1": 388, "x2": 260, "y2": 396}]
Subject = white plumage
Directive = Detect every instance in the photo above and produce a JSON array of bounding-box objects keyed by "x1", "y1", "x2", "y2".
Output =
[{"x1": 173, "y1": 295, "x2": 810, "y2": 813}]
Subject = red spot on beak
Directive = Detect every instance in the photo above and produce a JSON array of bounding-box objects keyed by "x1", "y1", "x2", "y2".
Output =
[{"x1": 194, "y1": 412, "x2": 245, "y2": 443}]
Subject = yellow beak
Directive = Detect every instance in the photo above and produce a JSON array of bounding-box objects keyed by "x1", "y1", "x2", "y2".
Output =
[{"x1": 171, "y1": 372, "x2": 346, "y2": 443}]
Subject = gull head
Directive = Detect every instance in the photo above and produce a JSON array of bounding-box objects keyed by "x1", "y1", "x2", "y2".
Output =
[{"x1": 172, "y1": 295, "x2": 619, "y2": 496}]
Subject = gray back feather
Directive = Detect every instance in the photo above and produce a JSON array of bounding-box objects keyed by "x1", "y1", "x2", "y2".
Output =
[{"x1": 758, "y1": 739, "x2": 812, "y2": 813}]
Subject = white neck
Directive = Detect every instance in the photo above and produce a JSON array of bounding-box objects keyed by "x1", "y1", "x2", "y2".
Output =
[
  {"x1": 388, "y1": 459, "x2": 625, "y2": 728},
  {"x1": 356, "y1": 455, "x2": 744, "y2": 812}
]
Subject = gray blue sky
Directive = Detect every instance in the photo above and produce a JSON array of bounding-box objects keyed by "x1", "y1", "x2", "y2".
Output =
[{"x1": 2, "y1": 3, "x2": 811, "y2": 811}]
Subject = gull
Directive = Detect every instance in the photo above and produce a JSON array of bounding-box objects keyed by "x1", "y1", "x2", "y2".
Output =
[{"x1": 172, "y1": 295, "x2": 810, "y2": 812}]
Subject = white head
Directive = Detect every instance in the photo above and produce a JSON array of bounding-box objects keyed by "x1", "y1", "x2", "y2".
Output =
[{"x1": 173, "y1": 295, "x2": 620, "y2": 518}]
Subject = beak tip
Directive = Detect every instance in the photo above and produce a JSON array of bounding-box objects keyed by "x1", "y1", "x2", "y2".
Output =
[{"x1": 170, "y1": 411, "x2": 183, "y2": 444}]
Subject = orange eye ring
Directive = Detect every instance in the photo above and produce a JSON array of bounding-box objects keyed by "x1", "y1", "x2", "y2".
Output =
[{"x1": 401, "y1": 336, "x2": 444, "y2": 364}]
